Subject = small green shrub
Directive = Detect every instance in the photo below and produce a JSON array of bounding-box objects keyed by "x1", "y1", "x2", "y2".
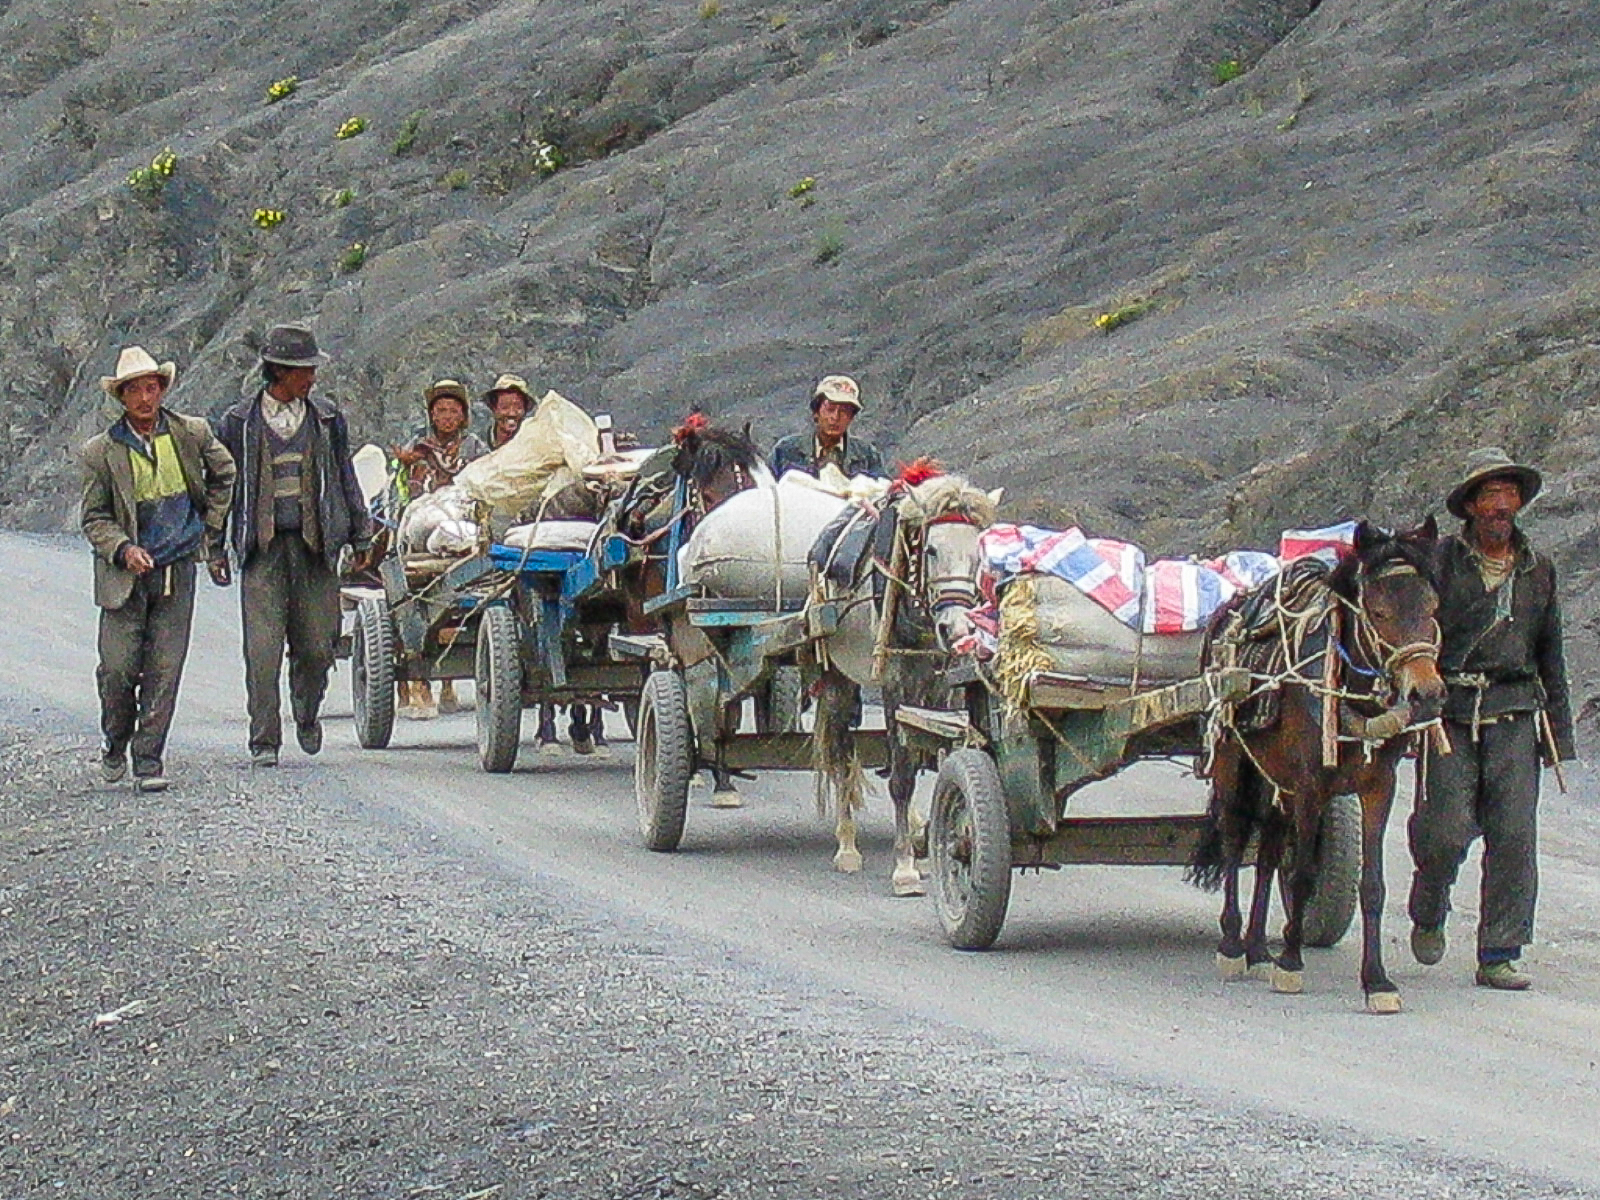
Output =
[
  {"x1": 126, "y1": 147, "x2": 177, "y2": 198},
  {"x1": 789, "y1": 176, "x2": 815, "y2": 199},
  {"x1": 699, "y1": 0, "x2": 720, "y2": 16},
  {"x1": 338, "y1": 242, "x2": 367, "y2": 273},
  {"x1": 335, "y1": 115, "x2": 368, "y2": 140},
  {"x1": 1092, "y1": 298, "x2": 1154, "y2": 334},
  {"x1": 1212, "y1": 58, "x2": 1244, "y2": 85},
  {"x1": 252, "y1": 207, "x2": 286, "y2": 230},
  {"x1": 813, "y1": 219, "x2": 846, "y2": 266},
  {"x1": 442, "y1": 168, "x2": 471, "y2": 191},
  {"x1": 266, "y1": 76, "x2": 298, "y2": 104},
  {"x1": 330, "y1": 187, "x2": 356, "y2": 208},
  {"x1": 393, "y1": 110, "x2": 424, "y2": 155},
  {"x1": 532, "y1": 139, "x2": 564, "y2": 176}
]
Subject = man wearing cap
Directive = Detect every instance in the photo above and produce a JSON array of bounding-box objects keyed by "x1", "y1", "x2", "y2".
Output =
[
  {"x1": 392, "y1": 379, "x2": 487, "y2": 718},
  {"x1": 1408, "y1": 447, "x2": 1574, "y2": 991},
  {"x1": 81, "y1": 346, "x2": 236, "y2": 791},
  {"x1": 768, "y1": 374, "x2": 886, "y2": 480},
  {"x1": 215, "y1": 324, "x2": 371, "y2": 767},
  {"x1": 483, "y1": 373, "x2": 535, "y2": 451}
]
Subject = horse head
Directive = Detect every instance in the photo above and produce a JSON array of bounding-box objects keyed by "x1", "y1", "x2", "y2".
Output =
[
  {"x1": 671, "y1": 413, "x2": 769, "y2": 511},
  {"x1": 894, "y1": 466, "x2": 1000, "y2": 650},
  {"x1": 1330, "y1": 516, "x2": 1446, "y2": 724}
]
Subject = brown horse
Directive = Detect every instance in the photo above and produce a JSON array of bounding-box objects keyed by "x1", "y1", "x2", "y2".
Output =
[{"x1": 1188, "y1": 519, "x2": 1445, "y2": 1014}]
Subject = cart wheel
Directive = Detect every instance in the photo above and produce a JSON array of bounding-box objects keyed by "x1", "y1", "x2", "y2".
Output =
[
  {"x1": 351, "y1": 596, "x2": 396, "y2": 750},
  {"x1": 929, "y1": 749, "x2": 1013, "y2": 950},
  {"x1": 1292, "y1": 792, "x2": 1361, "y2": 948},
  {"x1": 475, "y1": 605, "x2": 523, "y2": 773},
  {"x1": 635, "y1": 669, "x2": 694, "y2": 852},
  {"x1": 754, "y1": 666, "x2": 804, "y2": 734}
]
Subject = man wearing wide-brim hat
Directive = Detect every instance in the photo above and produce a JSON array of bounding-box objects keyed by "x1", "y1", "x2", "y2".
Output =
[
  {"x1": 769, "y1": 374, "x2": 886, "y2": 481},
  {"x1": 80, "y1": 346, "x2": 237, "y2": 791},
  {"x1": 215, "y1": 324, "x2": 371, "y2": 767},
  {"x1": 1408, "y1": 446, "x2": 1574, "y2": 991},
  {"x1": 482, "y1": 373, "x2": 535, "y2": 451}
]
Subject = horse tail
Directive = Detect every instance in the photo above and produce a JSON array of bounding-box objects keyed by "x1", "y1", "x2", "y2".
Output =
[
  {"x1": 811, "y1": 671, "x2": 864, "y2": 819},
  {"x1": 1186, "y1": 745, "x2": 1265, "y2": 892}
]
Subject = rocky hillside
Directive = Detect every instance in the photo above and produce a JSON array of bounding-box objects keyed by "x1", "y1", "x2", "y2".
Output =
[{"x1": 5, "y1": 0, "x2": 1600, "y2": 727}]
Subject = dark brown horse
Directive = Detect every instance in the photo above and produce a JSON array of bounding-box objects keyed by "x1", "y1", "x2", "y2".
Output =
[{"x1": 1189, "y1": 519, "x2": 1445, "y2": 1014}]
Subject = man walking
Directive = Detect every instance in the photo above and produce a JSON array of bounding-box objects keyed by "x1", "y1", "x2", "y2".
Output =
[
  {"x1": 769, "y1": 374, "x2": 886, "y2": 480},
  {"x1": 81, "y1": 346, "x2": 236, "y2": 791},
  {"x1": 216, "y1": 324, "x2": 370, "y2": 767},
  {"x1": 1408, "y1": 447, "x2": 1574, "y2": 990}
]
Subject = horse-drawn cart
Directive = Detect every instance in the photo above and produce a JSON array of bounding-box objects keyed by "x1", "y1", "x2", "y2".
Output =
[
  {"x1": 908, "y1": 659, "x2": 1361, "y2": 951},
  {"x1": 347, "y1": 534, "x2": 646, "y2": 772}
]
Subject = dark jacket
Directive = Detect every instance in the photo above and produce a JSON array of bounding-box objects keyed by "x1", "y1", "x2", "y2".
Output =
[
  {"x1": 216, "y1": 391, "x2": 369, "y2": 571},
  {"x1": 769, "y1": 431, "x2": 885, "y2": 480},
  {"x1": 1435, "y1": 530, "x2": 1573, "y2": 758},
  {"x1": 81, "y1": 409, "x2": 236, "y2": 610}
]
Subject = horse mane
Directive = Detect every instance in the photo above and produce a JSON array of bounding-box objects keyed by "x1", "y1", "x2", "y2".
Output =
[
  {"x1": 670, "y1": 413, "x2": 765, "y2": 490},
  {"x1": 897, "y1": 473, "x2": 997, "y2": 528},
  {"x1": 1327, "y1": 517, "x2": 1440, "y2": 599}
]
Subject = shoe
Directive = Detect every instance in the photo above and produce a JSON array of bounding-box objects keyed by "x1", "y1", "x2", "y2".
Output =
[
  {"x1": 252, "y1": 747, "x2": 279, "y2": 768},
  {"x1": 1410, "y1": 924, "x2": 1446, "y2": 966},
  {"x1": 571, "y1": 735, "x2": 595, "y2": 756},
  {"x1": 296, "y1": 719, "x2": 323, "y2": 755},
  {"x1": 1475, "y1": 960, "x2": 1531, "y2": 991},
  {"x1": 101, "y1": 749, "x2": 127, "y2": 784},
  {"x1": 135, "y1": 775, "x2": 169, "y2": 793},
  {"x1": 437, "y1": 683, "x2": 461, "y2": 716}
]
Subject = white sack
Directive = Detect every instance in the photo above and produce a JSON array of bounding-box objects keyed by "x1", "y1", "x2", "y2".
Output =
[
  {"x1": 456, "y1": 390, "x2": 598, "y2": 516},
  {"x1": 682, "y1": 481, "x2": 848, "y2": 606},
  {"x1": 351, "y1": 444, "x2": 389, "y2": 509},
  {"x1": 397, "y1": 484, "x2": 475, "y2": 554},
  {"x1": 426, "y1": 520, "x2": 480, "y2": 556},
  {"x1": 1021, "y1": 575, "x2": 1204, "y2": 683},
  {"x1": 501, "y1": 520, "x2": 599, "y2": 552}
]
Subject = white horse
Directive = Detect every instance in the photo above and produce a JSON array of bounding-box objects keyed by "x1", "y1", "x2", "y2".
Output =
[{"x1": 809, "y1": 472, "x2": 998, "y2": 895}]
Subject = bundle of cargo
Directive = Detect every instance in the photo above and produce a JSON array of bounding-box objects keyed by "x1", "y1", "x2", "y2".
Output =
[{"x1": 678, "y1": 476, "x2": 852, "y2": 610}]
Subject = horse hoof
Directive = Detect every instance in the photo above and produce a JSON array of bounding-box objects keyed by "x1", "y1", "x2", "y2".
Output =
[
  {"x1": 1216, "y1": 953, "x2": 1249, "y2": 982},
  {"x1": 1366, "y1": 991, "x2": 1403, "y2": 1016},
  {"x1": 709, "y1": 789, "x2": 743, "y2": 809},
  {"x1": 571, "y1": 738, "x2": 595, "y2": 756},
  {"x1": 834, "y1": 848, "x2": 863, "y2": 874},
  {"x1": 1270, "y1": 967, "x2": 1304, "y2": 995},
  {"x1": 892, "y1": 870, "x2": 926, "y2": 897}
]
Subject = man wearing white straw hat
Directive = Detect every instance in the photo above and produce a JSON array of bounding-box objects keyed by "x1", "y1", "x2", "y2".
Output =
[
  {"x1": 769, "y1": 374, "x2": 886, "y2": 480},
  {"x1": 1408, "y1": 447, "x2": 1574, "y2": 991},
  {"x1": 80, "y1": 346, "x2": 236, "y2": 792},
  {"x1": 215, "y1": 324, "x2": 370, "y2": 767}
]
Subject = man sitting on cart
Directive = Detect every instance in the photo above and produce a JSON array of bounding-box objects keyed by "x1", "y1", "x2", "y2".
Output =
[
  {"x1": 768, "y1": 374, "x2": 886, "y2": 480},
  {"x1": 482, "y1": 373, "x2": 535, "y2": 451},
  {"x1": 392, "y1": 378, "x2": 488, "y2": 719}
]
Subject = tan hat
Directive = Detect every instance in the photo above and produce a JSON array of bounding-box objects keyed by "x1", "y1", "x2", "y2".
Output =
[
  {"x1": 100, "y1": 345, "x2": 176, "y2": 397},
  {"x1": 481, "y1": 373, "x2": 533, "y2": 408},
  {"x1": 424, "y1": 378, "x2": 469, "y2": 409},
  {"x1": 1446, "y1": 447, "x2": 1542, "y2": 519},
  {"x1": 812, "y1": 374, "x2": 861, "y2": 410}
]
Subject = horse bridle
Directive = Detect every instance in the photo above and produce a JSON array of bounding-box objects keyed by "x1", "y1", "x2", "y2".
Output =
[
  {"x1": 913, "y1": 513, "x2": 983, "y2": 615},
  {"x1": 1341, "y1": 561, "x2": 1441, "y2": 690}
]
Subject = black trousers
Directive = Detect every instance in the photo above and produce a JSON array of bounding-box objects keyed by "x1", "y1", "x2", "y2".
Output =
[
  {"x1": 1408, "y1": 713, "x2": 1542, "y2": 956},
  {"x1": 241, "y1": 535, "x2": 340, "y2": 753},
  {"x1": 96, "y1": 561, "x2": 197, "y2": 777}
]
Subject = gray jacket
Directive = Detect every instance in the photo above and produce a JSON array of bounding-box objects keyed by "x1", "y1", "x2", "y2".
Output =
[
  {"x1": 80, "y1": 409, "x2": 236, "y2": 609},
  {"x1": 215, "y1": 391, "x2": 370, "y2": 571}
]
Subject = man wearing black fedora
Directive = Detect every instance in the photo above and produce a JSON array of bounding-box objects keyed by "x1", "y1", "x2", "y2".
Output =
[
  {"x1": 1408, "y1": 447, "x2": 1574, "y2": 991},
  {"x1": 215, "y1": 324, "x2": 370, "y2": 767}
]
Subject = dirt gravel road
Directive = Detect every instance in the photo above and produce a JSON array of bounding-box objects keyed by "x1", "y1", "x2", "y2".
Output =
[{"x1": 3, "y1": 531, "x2": 1598, "y2": 1198}]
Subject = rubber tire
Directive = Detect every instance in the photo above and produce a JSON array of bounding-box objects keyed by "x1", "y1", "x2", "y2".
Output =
[
  {"x1": 351, "y1": 596, "x2": 395, "y2": 750},
  {"x1": 635, "y1": 669, "x2": 695, "y2": 852},
  {"x1": 929, "y1": 749, "x2": 1013, "y2": 950},
  {"x1": 1290, "y1": 792, "x2": 1362, "y2": 948},
  {"x1": 475, "y1": 605, "x2": 523, "y2": 774},
  {"x1": 754, "y1": 666, "x2": 805, "y2": 734}
]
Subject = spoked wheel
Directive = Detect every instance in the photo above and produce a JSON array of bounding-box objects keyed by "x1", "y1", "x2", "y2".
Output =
[
  {"x1": 1291, "y1": 792, "x2": 1361, "y2": 948},
  {"x1": 351, "y1": 596, "x2": 396, "y2": 750},
  {"x1": 635, "y1": 669, "x2": 694, "y2": 852},
  {"x1": 754, "y1": 665, "x2": 804, "y2": 734},
  {"x1": 929, "y1": 749, "x2": 1013, "y2": 950},
  {"x1": 475, "y1": 605, "x2": 523, "y2": 773}
]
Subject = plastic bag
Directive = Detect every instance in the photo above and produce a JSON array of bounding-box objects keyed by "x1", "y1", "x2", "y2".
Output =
[{"x1": 456, "y1": 391, "x2": 598, "y2": 516}]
